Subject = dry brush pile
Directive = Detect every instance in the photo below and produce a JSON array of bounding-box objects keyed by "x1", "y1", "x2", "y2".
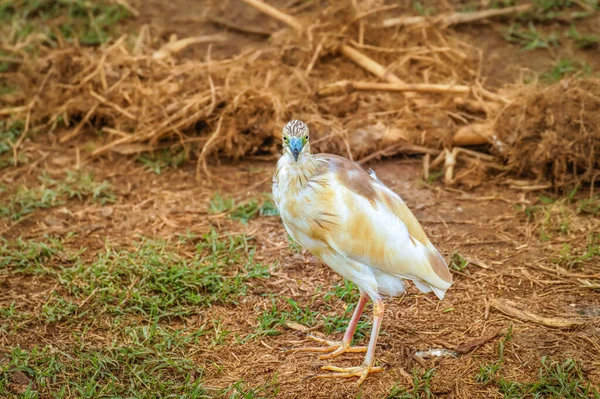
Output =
[{"x1": 1, "y1": 0, "x2": 599, "y2": 188}]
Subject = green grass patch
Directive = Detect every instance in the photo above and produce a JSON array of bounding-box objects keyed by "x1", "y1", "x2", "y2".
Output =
[
  {"x1": 0, "y1": 120, "x2": 26, "y2": 168},
  {"x1": 518, "y1": 191, "x2": 589, "y2": 242},
  {"x1": 449, "y1": 252, "x2": 469, "y2": 272},
  {"x1": 504, "y1": 22, "x2": 559, "y2": 51},
  {"x1": 386, "y1": 368, "x2": 436, "y2": 399},
  {"x1": 0, "y1": 230, "x2": 275, "y2": 397},
  {"x1": 1, "y1": 231, "x2": 270, "y2": 323},
  {"x1": 518, "y1": 192, "x2": 600, "y2": 268},
  {"x1": 479, "y1": 357, "x2": 598, "y2": 398},
  {"x1": 567, "y1": 25, "x2": 600, "y2": 49},
  {"x1": 251, "y1": 280, "x2": 372, "y2": 343},
  {"x1": 323, "y1": 280, "x2": 361, "y2": 304},
  {"x1": 412, "y1": 1, "x2": 436, "y2": 16},
  {"x1": 0, "y1": 336, "x2": 204, "y2": 398},
  {"x1": 0, "y1": 170, "x2": 116, "y2": 220},
  {"x1": 0, "y1": 338, "x2": 279, "y2": 397},
  {"x1": 475, "y1": 325, "x2": 598, "y2": 398},
  {"x1": 137, "y1": 149, "x2": 187, "y2": 175},
  {"x1": 209, "y1": 193, "x2": 279, "y2": 224},
  {"x1": 552, "y1": 234, "x2": 600, "y2": 269},
  {"x1": 541, "y1": 59, "x2": 590, "y2": 82},
  {"x1": 524, "y1": 0, "x2": 598, "y2": 21},
  {"x1": 0, "y1": 0, "x2": 130, "y2": 47},
  {"x1": 254, "y1": 296, "x2": 320, "y2": 337},
  {"x1": 577, "y1": 196, "x2": 600, "y2": 215},
  {"x1": 475, "y1": 325, "x2": 513, "y2": 384}
]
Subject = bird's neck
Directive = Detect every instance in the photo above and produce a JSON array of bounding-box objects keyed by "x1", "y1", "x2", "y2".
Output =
[{"x1": 277, "y1": 152, "x2": 320, "y2": 191}]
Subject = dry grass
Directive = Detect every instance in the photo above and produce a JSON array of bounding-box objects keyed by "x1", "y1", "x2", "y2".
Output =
[
  {"x1": 2, "y1": 1, "x2": 597, "y2": 190},
  {"x1": 493, "y1": 78, "x2": 600, "y2": 190},
  {"x1": 2, "y1": 1, "x2": 501, "y2": 173}
]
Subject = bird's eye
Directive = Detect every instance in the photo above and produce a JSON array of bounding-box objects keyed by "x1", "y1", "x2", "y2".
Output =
[
  {"x1": 283, "y1": 137, "x2": 288, "y2": 141},
  {"x1": 304, "y1": 135, "x2": 308, "y2": 140}
]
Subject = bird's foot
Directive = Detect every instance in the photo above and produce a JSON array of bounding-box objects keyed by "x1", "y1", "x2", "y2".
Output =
[
  {"x1": 314, "y1": 363, "x2": 384, "y2": 387},
  {"x1": 286, "y1": 334, "x2": 366, "y2": 360}
]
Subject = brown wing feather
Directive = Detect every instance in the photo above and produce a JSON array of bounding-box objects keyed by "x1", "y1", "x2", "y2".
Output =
[{"x1": 316, "y1": 153, "x2": 452, "y2": 285}]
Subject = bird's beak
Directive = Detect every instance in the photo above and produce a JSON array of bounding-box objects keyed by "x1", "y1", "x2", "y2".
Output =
[{"x1": 288, "y1": 137, "x2": 303, "y2": 162}]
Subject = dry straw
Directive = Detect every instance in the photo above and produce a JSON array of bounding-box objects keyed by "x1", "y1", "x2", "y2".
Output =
[{"x1": 1, "y1": 0, "x2": 598, "y2": 188}]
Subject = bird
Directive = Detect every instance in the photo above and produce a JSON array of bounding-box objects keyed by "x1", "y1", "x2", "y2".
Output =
[{"x1": 272, "y1": 120, "x2": 453, "y2": 387}]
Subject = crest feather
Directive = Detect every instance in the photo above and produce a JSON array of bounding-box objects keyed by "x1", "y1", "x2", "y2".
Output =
[{"x1": 283, "y1": 120, "x2": 309, "y2": 138}]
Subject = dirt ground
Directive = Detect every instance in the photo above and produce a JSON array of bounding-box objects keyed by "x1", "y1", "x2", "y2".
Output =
[
  {"x1": 1, "y1": 1, "x2": 600, "y2": 398},
  {"x1": 2, "y1": 149, "x2": 599, "y2": 398}
]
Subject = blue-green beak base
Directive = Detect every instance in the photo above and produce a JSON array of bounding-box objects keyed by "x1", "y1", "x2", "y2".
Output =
[{"x1": 288, "y1": 137, "x2": 303, "y2": 162}]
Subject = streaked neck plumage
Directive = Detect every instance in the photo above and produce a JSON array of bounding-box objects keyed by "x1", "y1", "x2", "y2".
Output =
[{"x1": 278, "y1": 146, "x2": 320, "y2": 193}]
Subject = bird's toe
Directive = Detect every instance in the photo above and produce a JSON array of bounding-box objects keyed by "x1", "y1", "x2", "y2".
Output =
[
  {"x1": 318, "y1": 344, "x2": 367, "y2": 360},
  {"x1": 314, "y1": 364, "x2": 384, "y2": 387}
]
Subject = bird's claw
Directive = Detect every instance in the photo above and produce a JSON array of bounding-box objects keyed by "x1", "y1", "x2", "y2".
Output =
[
  {"x1": 314, "y1": 364, "x2": 384, "y2": 387},
  {"x1": 287, "y1": 334, "x2": 366, "y2": 359}
]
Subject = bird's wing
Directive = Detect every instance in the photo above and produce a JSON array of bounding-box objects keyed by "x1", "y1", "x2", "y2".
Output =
[{"x1": 311, "y1": 154, "x2": 452, "y2": 291}]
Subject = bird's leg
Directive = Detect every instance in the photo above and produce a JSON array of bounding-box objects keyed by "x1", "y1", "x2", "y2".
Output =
[
  {"x1": 317, "y1": 292, "x2": 369, "y2": 359},
  {"x1": 316, "y1": 298, "x2": 386, "y2": 387},
  {"x1": 287, "y1": 292, "x2": 369, "y2": 357}
]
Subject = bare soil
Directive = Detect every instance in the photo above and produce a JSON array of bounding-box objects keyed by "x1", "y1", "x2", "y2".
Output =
[{"x1": 2, "y1": 148, "x2": 599, "y2": 398}]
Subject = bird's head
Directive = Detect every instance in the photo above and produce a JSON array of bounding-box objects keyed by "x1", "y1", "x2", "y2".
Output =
[{"x1": 282, "y1": 120, "x2": 310, "y2": 162}]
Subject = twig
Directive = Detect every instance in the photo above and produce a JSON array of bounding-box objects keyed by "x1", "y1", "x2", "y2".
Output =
[
  {"x1": 12, "y1": 67, "x2": 53, "y2": 165},
  {"x1": 444, "y1": 148, "x2": 457, "y2": 184},
  {"x1": 196, "y1": 113, "x2": 225, "y2": 178},
  {"x1": 90, "y1": 90, "x2": 136, "y2": 120},
  {"x1": 318, "y1": 80, "x2": 470, "y2": 96},
  {"x1": 382, "y1": 4, "x2": 532, "y2": 28},
  {"x1": 78, "y1": 287, "x2": 99, "y2": 309},
  {"x1": 0, "y1": 106, "x2": 27, "y2": 115},
  {"x1": 455, "y1": 328, "x2": 502, "y2": 354},
  {"x1": 340, "y1": 45, "x2": 403, "y2": 84},
  {"x1": 59, "y1": 103, "x2": 99, "y2": 143},
  {"x1": 489, "y1": 298, "x2": 587, "y2": 329},
  {"x1": 305, "y1": 38, "x2": 324, "y2": 76},
  {"x1": 430, "y1": 151, "x2": 445, "y2": 169},
  {"x1": 357, "y1": 143, "x2": 440, "y2": 164},
  {"x1": 240, "y1": 0, "x2": 304, "y2": 32},
  {"x1": 152, "y1": 35, "x2": 227, "y2": 60},
  {"x1": 341, "y1": 4, "x2": 400, "y2": 33},
  {"x1": 453, "y1": 146, "x2": 498, "y2": 163}
]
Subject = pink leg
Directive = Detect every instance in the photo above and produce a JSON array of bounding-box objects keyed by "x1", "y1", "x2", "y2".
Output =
[
  {"x1": 316, "y1": 297, "x2": 386, "y2": 386},
  {"x1": 287, "y1": 291, "x2": 369, "y2": 358},
  {"x1": 342, "y1": 292, "x2": 369, "y2": 343},
  {"x1": 318, "y1": 292, "x2": 369, "y2": 359},
  {"x1": 360, "y1": 298, "x2": 384, "y2": 369}
]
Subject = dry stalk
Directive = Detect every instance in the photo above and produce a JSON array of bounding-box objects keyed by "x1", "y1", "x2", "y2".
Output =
[
  {"x1": 12, "y1": 67, "x2": 53, "y2": 165},
  {"x1": 444, "y1": 148, "x2": 457, "y2": 184},
  {"x1": 60, "y1": 103, "x2": 99, "y2": 143},
  {"x1": 318, "y1": 80, "x2": 471, "y2": 96},
  {"x1": 240, "y1": 0, "x2": 304, "y2": 32},
  {"x1": 357, "y1": 143, "x2": 440, "y2": 165},
  {"x1": 489, "y1": 298, "x2": 587, "y2": 329},
  {"x1": 152, "y1": 35, "x2": 227, "y2": 60},
  {"x1": 382, "y1": 4, "x2": 532, "y2": 28},
  {"x1": 453, "y1": 122, "x2": 494, "y2": 146},
  {"x1": 340, "y1": 45, "x2": 404, "y2": 84}
]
